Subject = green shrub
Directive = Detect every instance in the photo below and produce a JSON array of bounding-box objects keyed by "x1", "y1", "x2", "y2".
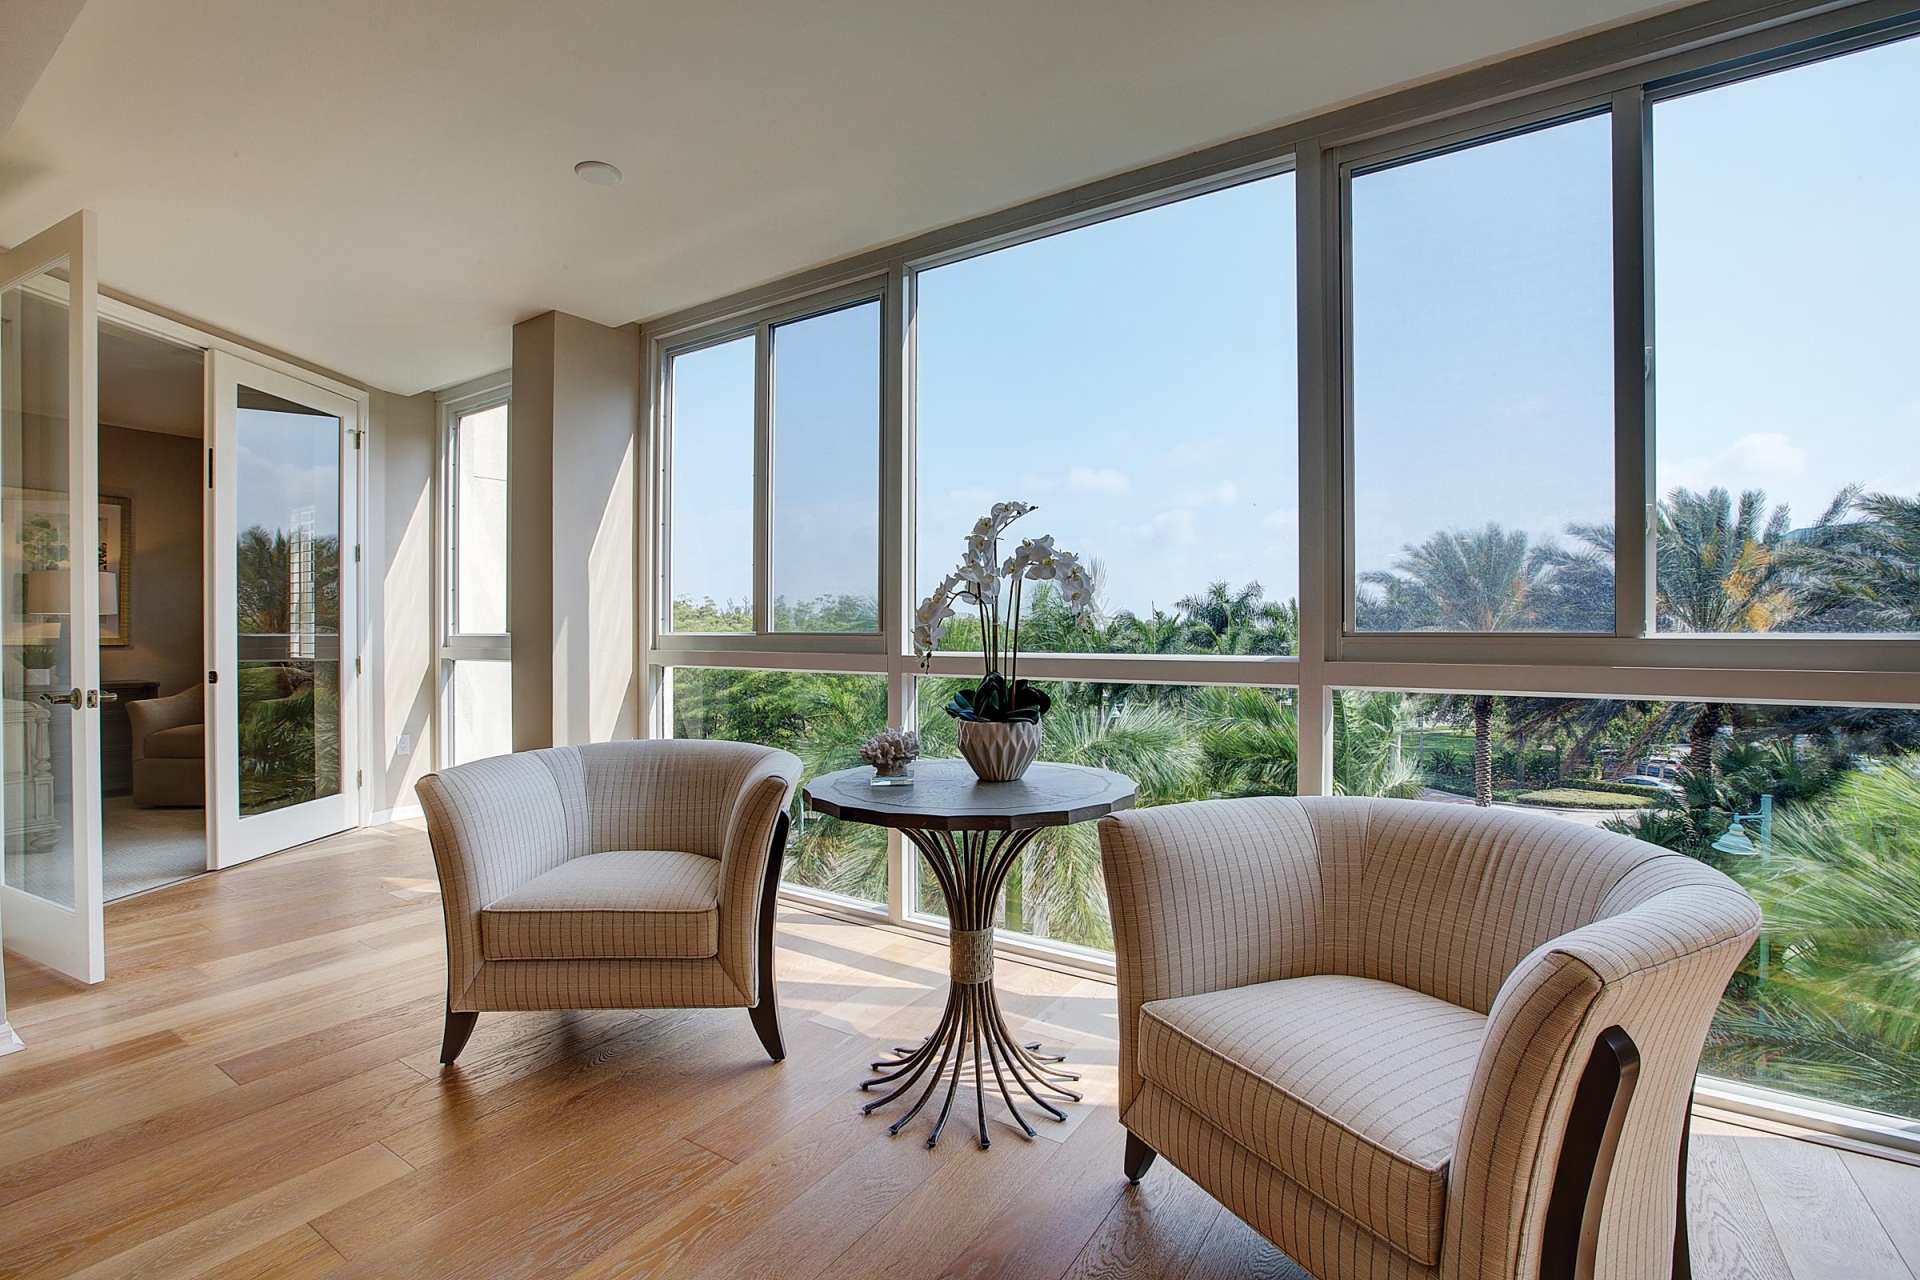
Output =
[{"x1": 1514, "y1": 788, "x2": 1655, "y2": 810}]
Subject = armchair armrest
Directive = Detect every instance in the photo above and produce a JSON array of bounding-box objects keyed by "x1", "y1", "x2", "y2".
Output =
[
  {"x1": 1444, "y1": 864, "x2": 1760, "y2": 1280},
  {"x1": 416, "y1": 751, "x2": 582, "y2": 1010},
  {"x1": 1098, "y1": 796, "x2": 1329, "y2": 1112},
  {"x1": 715, "y1": 749, "x2": 802, "y2": 1000},
  {"x1": 127, "y1": 686, "x2": 203, "y2": 764}
]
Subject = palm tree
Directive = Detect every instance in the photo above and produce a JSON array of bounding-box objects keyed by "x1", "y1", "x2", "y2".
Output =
[
  {"x1": 1195, "y1": 687, "x2": 1422, "y2": 799},
  {"x1": 1331, "y1": 690, "x2": 1425, "y2": 798},
  {"x1": 1361, "y1": 524, "x2": 1548, "y2": 633},
  {"x1": 1785, "y1": 489, "x2": 1920, "y2": 631},
  {"x1": 1006, "y1": 703, "x2": 1199, "y2": 946},
  {"x1": 1365, "y1": 526, "x2": 1547, "y2": 804},
  {"x1": 1175, "y1": 581, "x2": 1296, "y2": 655},
  {"x1": 1709, "y1": 765, "x2": 1920, "y2": 1115},
  {"x1": 1656, "y1": 487, "x2": 1829, "y2": 774}
]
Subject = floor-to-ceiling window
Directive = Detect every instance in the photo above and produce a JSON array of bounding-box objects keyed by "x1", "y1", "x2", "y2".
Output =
[
  {"x1": 641, "y1": 11, "x2": 1920, "y2": 1139},
  {"x1": 438, "y1": 379, "x2": 511, "y2": 766}
]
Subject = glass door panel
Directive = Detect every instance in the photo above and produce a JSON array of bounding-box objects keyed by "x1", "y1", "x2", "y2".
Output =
[
  {"x1": 208, "y1": 353, "x2": 358, "y2": 867},
  {"x1": 0, "y1": 213, "x2": 104, "y2": 982}
]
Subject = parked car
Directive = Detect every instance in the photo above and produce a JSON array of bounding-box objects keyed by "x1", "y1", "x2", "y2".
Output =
[{"x1": 1617, "y1": 773, "x2": 1683, "y2": 794}]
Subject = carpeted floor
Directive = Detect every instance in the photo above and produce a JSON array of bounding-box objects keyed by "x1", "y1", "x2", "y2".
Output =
[{"x1": 102, "y1": 796, "x2": 206, "y2": 900}]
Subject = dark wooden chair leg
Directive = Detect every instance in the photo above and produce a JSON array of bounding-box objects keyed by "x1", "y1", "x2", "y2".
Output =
[
  {"x1": 1124, "y1": 1131, "x2": 1158, "y2": 1183},
  {"x1": 1674, "y1": 1076, "x2": 1696, "y2": 1280},
  {"x1": 440, "y1": 1009, "x2": 479, "y2": 1065},
  {"x1": 1541, "y1": 1026, "x2": 1641, "y2": 1280},
  {"x1": 748, "y1": 812, "x2": 791, "y2": 1063}
]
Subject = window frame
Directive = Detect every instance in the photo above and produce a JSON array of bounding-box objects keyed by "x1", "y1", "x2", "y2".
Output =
[
  {"x1": 637, "y1": 0, "x2": 1920, "y2": 1148},
  {"x1": 435, "y1": 372, "x2": 512, "y2": 768},
  {"x1": 654, "y1": 277, "x2": 892, "y2": 651}
]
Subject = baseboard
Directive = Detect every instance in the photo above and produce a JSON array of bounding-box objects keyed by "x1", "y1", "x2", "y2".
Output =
[
  {"x1": 0, "y1": 1020, "x2": 23, "y2": 1056},
  {"x1": 372, "y1": 803, "x2": 424, "y2": 826}
]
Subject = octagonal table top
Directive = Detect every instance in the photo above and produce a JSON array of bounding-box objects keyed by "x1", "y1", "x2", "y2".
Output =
[{"x1": 803, "y1": 759, "x2": 1138, "y2": 832}]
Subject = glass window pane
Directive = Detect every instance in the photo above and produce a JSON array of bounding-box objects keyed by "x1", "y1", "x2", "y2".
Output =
[
  {"x1": 670, "y1": 667, "x2": 887, "y2": 905},
  {"x1": 771, "y1": 301, "x2": 879, "y2": 633},
  {"x1": 450, "y1": 659, "x2": 512, "y2": 765},
  {"x1": 668, "y1": 337, "x2": 754, "y2": 632},
  {"x1": 913, "y1": 679, "x2": 1307, "y2": 951},
  {"x1": 1340, "y1": 687, "x2": 1920, "y2": 1123},
  {"x1": 2, "y1": 275, "x2": 79, "y2": 906},
  {"x1": 452, "y1": 402, "x2": 508, "y2": 634},
  {"x1": 1653, "y1": 36, "x2": 1920, "y2": 634},
  {"x1": 1352, "y1": 116, "x2": 1614, "y2": 632},
  {"x1": 915, "y1": 175, "x2": 1298, "y2": 656},
  {"x1": 235, "y1": 386, "x2": 342, "y2": 816}
]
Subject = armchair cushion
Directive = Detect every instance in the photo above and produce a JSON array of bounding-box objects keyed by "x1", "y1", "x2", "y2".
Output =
[
  {"x1": 480, "y1": 848, "x2": 721, "y2": 961},
  {"x1": 1139, "y1": 974, "x2": 1485, "y2": 1266},
  {"x1": 144, "y1": 723, "x2": 205, "y2": 760}
]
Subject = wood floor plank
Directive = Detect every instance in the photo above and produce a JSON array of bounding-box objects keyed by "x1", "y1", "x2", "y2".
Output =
[
  {"x1": 1063, "y1": 1162, "x2": 1223, "y2": 1280},
  {"x1": 1740, "y1": 1135, "x2": 1914, "y2": 1280},
  {"x1": 3, "y1": 817, "x2": 1912, "y2": 1279},
  {"x1": 930, "y1": 1105, "x2": 1130, "y2": 1280},
  {"x1": 1180, "y1": 1211, "x2": 1311, "y2": 1280},
  {"x1": 186, "y1": 1225, "x2": 344, "y2": 1280},
  {"x1": 1841, "y1": 1150, "x2": 1920, "y2": 1276},
  {"x1": 1684, "y1": 1134, "x2": 1794, "y2": 1280},
  {"x1": 56, "y1": 1143, "x2": 408, "y2": 1280}
]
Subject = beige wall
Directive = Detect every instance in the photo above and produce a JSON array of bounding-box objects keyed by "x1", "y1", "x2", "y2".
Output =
[
  {"x1": 366, "y1": 388, "x2": 437, "y2": 818},
  {"x1": 97, "y1": 424, "x2": 202, "y2": 697},
  {"x1": 510, "y1": 312, "x2": 638, "y2": 749}
]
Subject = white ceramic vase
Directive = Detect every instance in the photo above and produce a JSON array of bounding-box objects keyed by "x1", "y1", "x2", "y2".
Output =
[{"x1": 957, "y1": 718, "x2": 1041, "y2": 782}]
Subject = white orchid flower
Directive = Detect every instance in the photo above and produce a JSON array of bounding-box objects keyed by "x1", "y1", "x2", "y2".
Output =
[
  {"x1": 913, "y1": 573, "x2": 963, "y2": 655},
  {"x1": 986, "y1": 501, "x2": 1035, "y2": 535}
]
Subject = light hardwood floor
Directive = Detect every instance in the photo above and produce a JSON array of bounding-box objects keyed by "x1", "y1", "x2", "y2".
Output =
[{"x1": 2, "y1": 819, "x2": 1917, "y2": 1279}]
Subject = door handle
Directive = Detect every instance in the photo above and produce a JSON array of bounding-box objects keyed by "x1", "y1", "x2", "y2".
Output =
[
  {"x1": 63, "y1": 687, "x2": 83, "y2": 709},
  {"x1": 88, "y1": 689, "x2": 118, "y2": 708}
]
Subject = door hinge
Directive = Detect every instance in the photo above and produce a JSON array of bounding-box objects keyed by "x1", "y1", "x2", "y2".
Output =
[
  {"x1": 354, "y1": 657, "x2": 362, "y2": 675},
  {"x1": 352, "y1": 429, "x2": 364, "y2": 450},
  {"x1": 356, "y1": 768, "x2": 363, "y2": 787},
  {"x1": 207, "y1": 448, "x2": 214, "y2": 488},
  {"x1": 354, "y1": 543, "x2": 362, "y2": 563}
]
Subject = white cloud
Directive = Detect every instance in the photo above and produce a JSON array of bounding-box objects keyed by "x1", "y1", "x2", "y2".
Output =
[
  {"x1": 1667, "y1": 431, "x2": 1809, "y2": 494},
  {"x1": 1017, "y1": 472, "x2": 1058, "y2": 496},
  {"x1": 1067, "y1": 466, "x2": 1132, "y2": 497},
  {"x1": 1163, "y1": 440, "x2": 1221, "y2": 468},
  {"x1": 1153, "y1": 509, "x2": 1199, "y2": 546},
  {"x1": 1174, "y1": 481, "x2": 1237, "y2": 508}
]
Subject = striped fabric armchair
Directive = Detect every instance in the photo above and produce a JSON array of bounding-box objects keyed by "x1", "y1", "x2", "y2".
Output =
[
  {"x1": 1098, "y1": 796, "x2": 1760, "y2": 1280},
  {"x1": 416, "y1": 739, "x2": 801, "y2": 1066}
]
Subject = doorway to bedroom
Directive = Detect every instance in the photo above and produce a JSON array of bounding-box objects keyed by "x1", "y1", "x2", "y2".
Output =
[{"x1": 95, "y1": 319, "x2": 207, "y2": 900}]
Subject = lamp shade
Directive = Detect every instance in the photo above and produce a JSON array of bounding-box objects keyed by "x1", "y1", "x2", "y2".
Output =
[
  {"x1": 23, "y1": 569, "x2": 66, "y2": 616},
  {"x1": 99, "y1": 571, "x2": 118, "y2": 617}
]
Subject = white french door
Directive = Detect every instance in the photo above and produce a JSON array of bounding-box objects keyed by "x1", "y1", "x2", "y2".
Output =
[
  {"x1": 206, "y1": 352, "x2": 360, "y2": 868},
  {"x1": 0, "y1": 212, "x2": 105, "y2": 982}
]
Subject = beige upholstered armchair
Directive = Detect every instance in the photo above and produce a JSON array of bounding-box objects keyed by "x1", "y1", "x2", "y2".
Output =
[
  {"x1": 1099, "y1": 797, "x2": 1760, "y2": 1280},
  {"x1": 129, "y1": 684, "x2": 205, "y2": 807},
  {"x1": 416, "y1": 739, "x2": 802, "y2": 1066}
]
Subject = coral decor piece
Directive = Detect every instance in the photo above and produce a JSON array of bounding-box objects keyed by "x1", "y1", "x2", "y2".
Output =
[{"x1": 860, "y1": 727, "x2": 921, "y2": 783}]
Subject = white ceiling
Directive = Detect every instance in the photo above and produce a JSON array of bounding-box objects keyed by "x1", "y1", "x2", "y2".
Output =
[{"x1": 1, "y1": 0, "x2": 1672, "y2": 396}]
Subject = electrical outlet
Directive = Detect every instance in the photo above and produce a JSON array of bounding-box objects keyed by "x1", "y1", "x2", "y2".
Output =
[{"x1": 397, "y1": 734, "x2": 412, "y2": 756}]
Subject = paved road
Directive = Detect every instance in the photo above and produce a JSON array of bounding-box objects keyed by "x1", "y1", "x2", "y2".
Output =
[{"x1": 1416, "y1": 787, "x2": 1617, "y2": 829}]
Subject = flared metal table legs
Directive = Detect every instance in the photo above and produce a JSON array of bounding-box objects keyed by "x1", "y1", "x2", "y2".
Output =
[{"x1": 858, "y1": 825, "x2": 1082, "y2": 1149}]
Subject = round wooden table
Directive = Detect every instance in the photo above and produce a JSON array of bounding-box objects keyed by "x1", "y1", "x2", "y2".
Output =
[{"x1": 803, "y1": 759, "x2": 1138, "y2": 1149}]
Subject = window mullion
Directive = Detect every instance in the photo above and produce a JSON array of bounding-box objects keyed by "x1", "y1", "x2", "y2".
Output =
[
  {"x1": 752, "y1": 322, "x2": 774, "y2": 635},
  {"x1": 1296, "y1": 136, "x2": 1338, "y2": 795},
  {"x1": 1612, "y1": 86, "x2": 1654, "y2": 638}
]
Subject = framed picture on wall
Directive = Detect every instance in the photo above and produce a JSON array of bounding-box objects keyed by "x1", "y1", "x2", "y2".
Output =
[
  {"x1": 99, "y1": 495, "x2": 132, "y2": 646},
  {"x1": 4, "y1": 488, "x2": 134, "y2": 646}
]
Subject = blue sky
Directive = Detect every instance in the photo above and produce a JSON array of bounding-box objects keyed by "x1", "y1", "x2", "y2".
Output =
[
  {"x1": 236, "y1": 405, "x2": 341, "y2": 542},
  {"x1": 673, "y1": 32, "x2": 1918, "y2": 624}
]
